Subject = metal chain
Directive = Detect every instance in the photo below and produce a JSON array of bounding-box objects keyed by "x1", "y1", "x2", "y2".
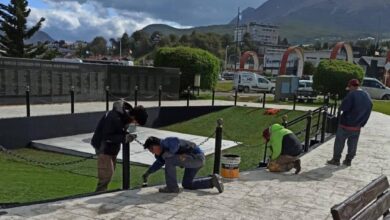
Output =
[
  {"x1": 222, "y1": 130, "x2": 261, "y2": 148},
  {"x1": 133, "y1": 131, "x2": 215, "y2": 147},
  {"x1": 0, "y1": 145, "x2": 94, "y2": 166},
  {"x1": 196, "y1": 131, "x2": 216, "y2": 146},
  {"x1": 108, "y1": 92, "x2": 132, "y2": 101}
]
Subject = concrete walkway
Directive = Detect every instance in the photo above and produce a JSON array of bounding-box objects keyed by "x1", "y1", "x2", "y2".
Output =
[
  {"x1": 0, "y1": 100, "x2": 317, "y2": 119},
  {"x1": 1, "y1": 111, "x2": 389, "y2": 220}
]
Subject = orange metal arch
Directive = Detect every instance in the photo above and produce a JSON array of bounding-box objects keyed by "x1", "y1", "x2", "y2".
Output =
[
  {"x1": 239, "y1": 51, "x2": 259, "y2": 71},
  {"x1": 279, "y1": 46, "x2": 304, "y2": 77},
  {"x1": 330, "y1": 42, "x2": 353, "y2": 63}
]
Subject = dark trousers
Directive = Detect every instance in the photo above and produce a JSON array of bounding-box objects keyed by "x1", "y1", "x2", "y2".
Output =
[
  {"x1": 333, "y1": 127, "x2": 361, "y2": 161},
  {"x1": 164, "y1": 153, "x2": 213, "y2": 190}
]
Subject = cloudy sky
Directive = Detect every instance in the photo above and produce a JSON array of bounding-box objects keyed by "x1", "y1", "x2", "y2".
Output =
[{"x1": 0, "y1": 0, "x2": 267, "y2": 42}]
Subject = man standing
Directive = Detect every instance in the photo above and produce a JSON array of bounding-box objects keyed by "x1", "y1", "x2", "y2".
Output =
[
  {"x1": 327, "y1": 79, "x2": 372, "y2": 166},
  {"x1": 142, "y1": 136, "x2": 224, "y2": 193},
  {"x1": 263, "y1": 124, "x2": 303, "y2": 174},
  {"x1": 91, "y1": 101, "x2": 148, "y2": 192}
]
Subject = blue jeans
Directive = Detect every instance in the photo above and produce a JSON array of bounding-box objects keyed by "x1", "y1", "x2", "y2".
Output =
[
  {"x1": 163, "y1": 153, "x2": 213, "y2": 190},
  {"x1": 333, "y1": 126, "x2": 361, "y2": 161}
]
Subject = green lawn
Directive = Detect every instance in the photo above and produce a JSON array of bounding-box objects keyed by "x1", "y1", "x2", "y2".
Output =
[
  {"x1": 162, "y1": 107, "x2": 308, "y2": 171},
  {"x1": 373, "y1": 100, "x2": 390, "y2": 115},
  {"x1": 215, "y1": 80, "x2": 233, "y2": 92},
  {"x1": 0, "y1": 106, "x2": 310, "y2": 204},
  {"x1": 0, "y1": 149, "x2": 165, "y2": 204}
]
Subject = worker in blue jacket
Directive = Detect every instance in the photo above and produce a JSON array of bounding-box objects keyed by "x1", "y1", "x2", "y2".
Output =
[
  {"x1": 142, "y1": 136, "x2": 224, "y2": 193},
  {"x1": 327, "y1": 79, "x2": 372, "y2": 166}
]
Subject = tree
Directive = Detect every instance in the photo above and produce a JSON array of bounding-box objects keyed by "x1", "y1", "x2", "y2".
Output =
[
  {"x1": 303, "y1": 61, "x2": 317, "y2": 75},
  {"x1": 314, "y1": 41, "x2": 322, "y2": 50},
  {"x1": 322, "y1": 42, "x2": 329, "y2": 50},
  {"x1": 89, "y1": 36, "x2": 107, "y2": 56},
  {"x1": 313, "y1": 60, "x2": 364, "y2": 97},
  {"x1": 154, "y1": 46, "x2": 221, "y2": 91},
  {"x1": 0, "y1": 0, "x2": 47, "y2": 58},
  {"x1": 281, "y1": 38, "x2": 289, "y2": 46}
]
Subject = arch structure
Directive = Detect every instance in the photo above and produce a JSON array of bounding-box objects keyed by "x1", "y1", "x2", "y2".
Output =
[
  {"x1": 239, "y1": 51, "x2": 259, "y2": 71},
  {"x1": 330, "y1": 42, "x2": 353, "y2": 63},
  {"x1": 279, "y1": 46, "x2": 304, "y2": 77}
]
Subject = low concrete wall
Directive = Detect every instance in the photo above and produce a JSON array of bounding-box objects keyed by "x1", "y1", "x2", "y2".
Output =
[{"x1": 0, "y1": 106, "x2": 230, "y2": 149}]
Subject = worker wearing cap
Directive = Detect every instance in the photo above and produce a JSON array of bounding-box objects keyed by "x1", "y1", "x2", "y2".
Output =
[
  {"x1": 91, "y1": 100, "x2": 148, "y2": 192},
  {"x1": 262, "y1": 124, "x2": 303, "y2": 174},
  {"x1": 327, "y1": 79, "x2": 372, "y2": 166}
]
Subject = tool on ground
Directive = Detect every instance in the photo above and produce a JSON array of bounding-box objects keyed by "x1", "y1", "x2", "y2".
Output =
[{"x1": 258, "y1": 141, "x2": 269, "y2": 168}]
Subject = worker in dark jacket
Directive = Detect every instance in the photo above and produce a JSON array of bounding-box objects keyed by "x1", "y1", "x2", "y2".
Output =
[
  {"x1": 91, "y1": 100, "x2": 148, "y2": 192},
  {"x1": 263, "y1": 124, "x2": 303, "y2": 174},
  {"x1": 327, "y1": 79, "x2": 372, "y2": 166},
  {"x1": 142, "y1": 136, "x2": 224, "y2": 193}
]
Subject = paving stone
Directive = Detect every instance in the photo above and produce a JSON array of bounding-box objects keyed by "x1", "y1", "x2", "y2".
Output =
[{"x1": 1, "y1": 111, "x2": 389, "y2": 220}]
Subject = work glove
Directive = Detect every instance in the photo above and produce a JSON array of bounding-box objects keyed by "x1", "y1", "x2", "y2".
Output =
[
  {"x1": 142, "y1": 172, "x2": 149, "y2": 187},
  {"x1": 125, "y1": 134, "x2": 137, "y2": 143}
]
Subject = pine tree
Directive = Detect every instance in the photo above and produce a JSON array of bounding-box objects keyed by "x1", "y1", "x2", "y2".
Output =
[{"x1": 0, "y1": 0, "x2": 47, "y2": 58}]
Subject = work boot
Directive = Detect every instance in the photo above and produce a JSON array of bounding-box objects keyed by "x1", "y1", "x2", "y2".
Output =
[
  {"x1": 158, "y1": 186, "x2": 182, "y2": 193},
  {"x1": 294, "y1": 159, "x2": 301, "y2": 174},
  {"x1": 326, "y1": 158, "x2": 340, "y2": 166},
  {"x1": 342, "y1": 159, "x2": 352, "y2": 166},
  {"x1": 211, "y1": 174, "x2": 224, "y2": 193}
]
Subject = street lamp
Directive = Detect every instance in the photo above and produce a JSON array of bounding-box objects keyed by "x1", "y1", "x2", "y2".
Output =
[
  {"x1": 119, "y1": 38, "x2": 122, "y2": 59},
  {"x1": 225, "y1": 45, "x2": 230, "y2": 70}
]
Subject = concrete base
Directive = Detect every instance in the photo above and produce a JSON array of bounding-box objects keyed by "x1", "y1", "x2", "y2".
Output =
[{"x1": 31, "y1": 127, "x2": 239, "y2": 166}]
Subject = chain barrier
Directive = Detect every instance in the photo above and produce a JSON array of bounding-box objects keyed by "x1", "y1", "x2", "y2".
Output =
[
  {"x1": 108, "y1": 92, "x2": 132, "y2": 101},
  {"x1": 222, "y1": 130, "x2": 262, "y2": 148},
  {"x1": 132, "y1": 131, "x2": 216, "y2": 147},
  {"x1": 0, "y1": 145, "x2": 94, "y2": 166}
]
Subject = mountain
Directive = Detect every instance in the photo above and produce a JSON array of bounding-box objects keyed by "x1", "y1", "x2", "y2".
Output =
[
  {"x1": 142, "y1": 24, "x2": 234, "y2": 36},
  {"x1": 232, "y1": 0, "x2": 390, "y2": 43},
  {"x1": 25, "y1": 31, "x2": 55, "y2": 44}
]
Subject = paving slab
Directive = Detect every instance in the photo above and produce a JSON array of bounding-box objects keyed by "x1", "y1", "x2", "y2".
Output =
[
  {"x1": 2, "y1": 112, "x2": 389, "y2": 220},
  {"x1": 0, "y1": 100, "x2": 317, "y2": 119},
  {"x1": 31, "y1": 127, "x2": 238, "y2": 166}
]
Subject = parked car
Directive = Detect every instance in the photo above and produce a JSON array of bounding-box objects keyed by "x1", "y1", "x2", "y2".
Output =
[
  {"x1": 361, "y1": 77, "x2": 390, "y2": 100},
  {"x1": 222, "y1": 71, "x2": 235, "y2": 80},
  {"x1": 296, "y1": 80, "x2": 317, "y2": 99},
  {"x1": 233, "y1": 72, "x2": 275, "y2": 93}
]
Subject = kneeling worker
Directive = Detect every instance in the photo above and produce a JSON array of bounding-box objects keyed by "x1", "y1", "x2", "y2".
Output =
[
  {"x1": 142, "y1": 136, "x2": 224, "y2": 193},
  {"x1": 262, "y1": 124, "x2": 303, "y2": 174}
]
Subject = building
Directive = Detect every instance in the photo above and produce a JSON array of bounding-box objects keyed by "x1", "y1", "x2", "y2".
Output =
[
  {"x1": 263, "y1": 49, "x2": 347, "y2": 76},
  {"x1": 234, "y1": 22, "x2": 279, "y2": 45},
  {"x1": 357, "y1": 56, "x2": 387, "y2": 83}
]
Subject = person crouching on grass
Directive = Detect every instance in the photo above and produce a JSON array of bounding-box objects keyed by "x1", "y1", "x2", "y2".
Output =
[
  {"x1": 142, "y1": 136, "x2": 224, "y2": 193},
  {"x1": 263, "y1": 124, "x2": 303, "y2": 174}
]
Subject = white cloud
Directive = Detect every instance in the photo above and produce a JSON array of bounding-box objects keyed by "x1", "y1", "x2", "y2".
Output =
[{"x1": 28, "y1": 1, "x2": 191, "y2": 42}]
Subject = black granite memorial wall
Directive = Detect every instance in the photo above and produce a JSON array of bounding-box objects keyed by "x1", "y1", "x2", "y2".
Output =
[{"x1": 0, "y1": 57, "x2": 181, "y2": 105}]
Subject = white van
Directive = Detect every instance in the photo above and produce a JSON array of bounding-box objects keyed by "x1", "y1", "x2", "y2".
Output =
[
  {"x1": 233, "y1": 72, "x2": 275, "y2": 93},
  {"x1": 361, "y1": 77, "x2": 390, "y2": 100}
]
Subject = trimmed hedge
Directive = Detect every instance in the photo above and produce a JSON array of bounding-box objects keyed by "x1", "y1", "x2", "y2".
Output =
[
  {"x1": 313, "y1": 60, "x2": 364, "y2": 97},
  {"x1": 154, "y1": 46, "x2": 220, "y2": 91}
]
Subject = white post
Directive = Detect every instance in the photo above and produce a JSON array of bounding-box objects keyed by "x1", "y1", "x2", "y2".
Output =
[{"x1": 225, "y1": 45, "x2": 229, "y2": 70}]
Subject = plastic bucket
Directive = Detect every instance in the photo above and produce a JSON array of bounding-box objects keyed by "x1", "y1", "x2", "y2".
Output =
[{"x1": 221, "y1": 154, "x2": 241, "y2": 179}]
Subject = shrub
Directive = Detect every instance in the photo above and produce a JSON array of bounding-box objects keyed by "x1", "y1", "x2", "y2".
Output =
[
  {"x1": 154, "y1": 46, "x2": 220, "y2": 91},
  {"x1": 313, "y1": 59, "x2": 364, "y2": 97}
]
